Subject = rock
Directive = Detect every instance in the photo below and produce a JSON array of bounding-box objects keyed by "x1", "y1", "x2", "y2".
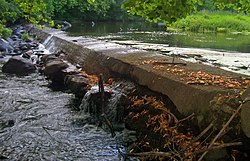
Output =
[
  {"x1": 241, "y1": 101, "x2": 250, "y2": 137},
  {"x1": 64, "y1": 74, "x2": 90, "y2": 97},
  {"x1": 44, "y1": 59, "x2": 68, "y2": 76},
  {"x1": 20, "y1": 43, "x2": 29, "y2": 51},
  {"x1": 25, "y1": 37, "x2": 33, "y2": 43},
  {"x1": 204, "y1": 148, "x2": 229, "y2": 161},
  {"x1": 22, "y1": 50, "x2": 33, "y2": 59},
  {"x1": 0, "y1": 120, "x2": 15, "y2": 129},
  {"x1": 41, "y1": 54, "x2": 58, "y2": 64},
  {"x1": 79, "y1": 86, "x2": 112, "y2": 123},
  {"x1": 10, "y1": 35, "x2": 19, "y2": 41},
  {"x1": 2, "y1": 56, "x2": 36, "y2": 75},
  {"x1": 242, "y1": 85, "x2": 250, "y2": 100},
  {"x1": 0, "y1": 38, "x2": 14, "y2": 53},
  {"x1": 29, "y1": 42, "x2": 39, "y2": 48},
  {"x1": 241, "y1": 85, "x2": 250, "y2": 137},
  {"x1": 44, "y1": 59, "x2": 69, "y2": 87},
  {"x1": 13, "y1": 48, "x2": 22, "y2": 55}
]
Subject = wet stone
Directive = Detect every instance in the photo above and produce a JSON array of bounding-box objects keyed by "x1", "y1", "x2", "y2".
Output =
[
  {"x1": 64, "y1": 74, "x2": 90, "y2": 97},
  {"x1": 2, "y1": 56, "x2": 36, "y2": 75}
]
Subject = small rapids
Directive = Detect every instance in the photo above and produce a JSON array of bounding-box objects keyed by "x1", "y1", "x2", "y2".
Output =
[{"x1": 0, "y1": 65, "x2": 128, "y2": 160}]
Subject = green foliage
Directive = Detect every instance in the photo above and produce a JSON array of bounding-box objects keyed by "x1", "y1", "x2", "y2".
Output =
[
  {"x1": 0, "y1": 0, "x2": 20, "y2": 24},
  {"x1": 14, "y1": 0, "x2": 48, "y2": 24},
  {"x1": 21, "y1": 32, "x2": 29, "y2": 41},
  {"x1": 214, "y1": 0, "x2": 250, "y2": 14},
  {"x1": 0, "y1": 24, "x2": 12, "y2": 39},
  {"x1": 172, "y1": 11, "x2": 250, "y2": 32},
  {"x1": 48, "y1": 20, "x2": 55, "y2": 27},
  {"x1": 122, "y1": 0, "x2": 202, "y2": 25},
  {"x1": 198, "y1": 0, "x2": 216, "y2": 11},
  {"x1": 77, "y1": 0, "x2": 114, "y2": 16}
]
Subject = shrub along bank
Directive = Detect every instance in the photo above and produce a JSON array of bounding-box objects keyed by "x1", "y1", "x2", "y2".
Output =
[{"x1": 172, "y1": 11, "x2": 250, "y2": 33}]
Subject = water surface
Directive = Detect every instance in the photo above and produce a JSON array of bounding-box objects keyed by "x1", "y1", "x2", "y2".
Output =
[
  {"x1": 0, "y1": 65, "x2": 124, "y2": 160},
  {"x1": 67, "y1": 21, "x2": 250, "y2": 53}
]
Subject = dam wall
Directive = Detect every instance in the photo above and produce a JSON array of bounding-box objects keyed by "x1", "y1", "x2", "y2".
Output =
[{"x1": 31, "y1": 27, "x2": 250, "y2": 133}]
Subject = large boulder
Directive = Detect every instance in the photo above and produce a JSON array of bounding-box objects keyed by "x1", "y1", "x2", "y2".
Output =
[
  {"x1": 64, "y1": 74, "x2": 90, "y2": 97},
  {"x1": 44, "y1": 59, "x2": 69, "y2": 81},
  {"x1": 2, "y1": 56, "x2": 36, "y2": 75}
]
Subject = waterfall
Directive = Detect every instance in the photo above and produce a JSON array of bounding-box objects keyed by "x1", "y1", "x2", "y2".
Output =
[
  {"x1": 42, "y1": 34, "x2": 57, "y2": 53},
  {"x1": 79, "y1": 84, "x2": 130, "y2": 125},
  {"x1": 43, "y1": 34, "x2": 53, "y2": 46}
]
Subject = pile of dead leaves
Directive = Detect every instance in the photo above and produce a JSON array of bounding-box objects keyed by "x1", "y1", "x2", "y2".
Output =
[
  {"x1": 143, "y1": 59, "x2": 250, "y2": 89},
  {"x1": 126, "y1": 95, "x2": 244, "y2": 161},
  {"x1": 127, "y1": 95, "x2": 203, "y2": 160}
]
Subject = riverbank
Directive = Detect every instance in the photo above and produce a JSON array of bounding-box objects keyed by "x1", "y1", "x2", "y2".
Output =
[
  {"x1": 1, "y1": 24, "x2": 250, "y2": 160},
  {"x1": 172, "y1": 11, "x2": 250, "y2": 33},
  {"x1": 29, "y1": 26, "x2": 250, "y2": 160}
]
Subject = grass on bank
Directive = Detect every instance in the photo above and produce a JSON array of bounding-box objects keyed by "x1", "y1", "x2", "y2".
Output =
[{"x1": 172, "y1": 11, "x2": 250, "y2": 33}]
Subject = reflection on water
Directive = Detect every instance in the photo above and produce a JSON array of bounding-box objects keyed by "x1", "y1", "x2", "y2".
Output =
[
  {"x1": 0, "y1": 66, "x2": 125, "y2": 160},
  {"x1": 67, "y1": 21, "x2": 250, "y2": 53}
]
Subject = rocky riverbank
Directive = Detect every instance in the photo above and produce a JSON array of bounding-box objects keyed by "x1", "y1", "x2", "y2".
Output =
[{"x1": 2, "y1": 25, "x2": 250, "y2": 160}]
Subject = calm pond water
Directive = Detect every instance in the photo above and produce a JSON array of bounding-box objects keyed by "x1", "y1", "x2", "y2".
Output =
[{"x1": 67, "y1": 21, "x2": 250, "y2": 53}]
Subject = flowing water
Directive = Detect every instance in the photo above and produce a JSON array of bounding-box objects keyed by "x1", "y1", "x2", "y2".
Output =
[
  {"x1": 67, "y1": 21, "x2": 250, "y2": 75},
  {"x1": 67, "y1": 21, "x2": 250, "y2": 53},
  {"x1": 0, "y1": 64, "x2": 127, "y2": 160}
]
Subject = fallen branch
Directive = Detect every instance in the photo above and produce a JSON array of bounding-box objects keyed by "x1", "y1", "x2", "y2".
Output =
[
  {"x1": 157, "y1": 107, "x2": 179, "y2": 123},
  {"x1": 152, "y1": 62, "x2": 187, "y2": 66},
  {"x1": 181, "y1": 121, "x2": 214, "y2": 153},
  {"x1": 198, "y1": 104, "x2": 242, "y2": 161},
  {"x1": 126, "y1": 151, "x2": 172, "y2": 158},
  {"x1": 178, "y1": 113, "x2": 195, "y2": 123},
  {"x1": 195, "y1": 142, "x2": 242, "y2": 155},
  {"x1": 101, "y1": 114, "x2": 116, "y2": 137},
  {"x1": 98, "y1": 74, "x2": 105, "y2": 114},
  {"x1": 98, "y1": 74, "x2": 115, "y2": 137}
]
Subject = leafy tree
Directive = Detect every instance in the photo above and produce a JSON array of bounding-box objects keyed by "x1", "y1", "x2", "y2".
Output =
[
  {"x1": 214, "y1": 0, "x2": 250, "y2": 14},
  {"x1": 199, "y1": 0, "x2": 216, "y2": 11},
  {"x1": 122, "y1": 0, "x2": 202, "y2": 25},
  {"x1": 13, "y1": 0, "x2": 48, "y2": 24},
  {"x1": 77, "y1": 0, "x2": 114, "y2": 16},
  {"x1": 0, "y1": 0, "x2": 20, "y2": 24},
  {"x1": 122, "y1": 0, "x2": 250, "y2": 25}
]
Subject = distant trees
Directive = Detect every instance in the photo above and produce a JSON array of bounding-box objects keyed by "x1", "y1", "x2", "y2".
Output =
[
  {"x1": 214, "y1": 0, "x2": 250, "y2": 14},
  {"x1": 122, "y1": 0, "x2": 200, "y2": 24},
  {"x1": 122, "y1": 0, "x2": 250, "y2": 25},
  {"x1": 0, "y1": 0, "x2": 122, "y2": 26},
  {"x1": 1, "y1": 0, "x2": 250, "y2": 27}
]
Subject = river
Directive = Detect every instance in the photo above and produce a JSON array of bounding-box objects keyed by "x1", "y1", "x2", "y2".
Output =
[
  {"x1": 0, "y1": 64, "x2": 126, "y2": 160},
  {"x1": 67, "y1": 21, "x2": 250, "y2": 76},
  {"x1": 67, "y1": 21, "x2": 250, "y2": 53}
]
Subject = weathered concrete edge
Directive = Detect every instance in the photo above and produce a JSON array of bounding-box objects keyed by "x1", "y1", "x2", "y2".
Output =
[{"x1": 31, "y1": 27, "x2": 239, "y2": 125}]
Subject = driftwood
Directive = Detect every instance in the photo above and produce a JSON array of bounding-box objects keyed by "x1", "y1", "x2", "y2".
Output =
[
  {"x1": 126, "y1": 151, "x2": 172, "y2": 158},
  {"x1": 98, "y1": 74, "x2": 105, "y2": 114},
  {"x1": 177, "y1": 113, "x2": 195, "y2": 123},
  {"x1": 195, "y1": 142, "x2": 242, "y2": 155},
  {"x1": 101, "y1": 114, "x2": 116, "y2": 137},
  {"x1": 198, "y1": 104, "x2": 242, "y2": 161},
  {"x1": 126, "y1": 141, "x2": 242, "y2": 159},
  {"x1": 152, "y1": 62, "x2": 187, "y2": 66},
  {"x1": 125, "y1": 102, "x2": 243, "y2": 161},
  {"x1": 98, "y1": 74, "x2": 115, "y2": 137},
  {"x1": 181, "y1": 121, "x2": 214, "y2": 153}
]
